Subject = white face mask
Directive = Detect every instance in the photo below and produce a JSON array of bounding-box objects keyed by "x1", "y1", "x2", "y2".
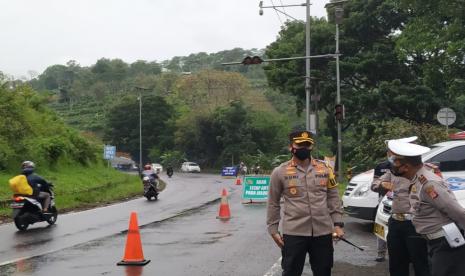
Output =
[{"x1": 388, "y1": 156, "x2": 395, "y2": 164}]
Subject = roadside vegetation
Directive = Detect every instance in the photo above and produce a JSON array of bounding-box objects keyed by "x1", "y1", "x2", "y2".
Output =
[
  {"x1": 1, "y1": 0, "x2": 463, "y2": 196},
  {"x1": 0, "y1": 85, "x2": 143, "y2": 220},
  {"x1": 0, "y1": 163, "x2": 141, "y2": 219}
]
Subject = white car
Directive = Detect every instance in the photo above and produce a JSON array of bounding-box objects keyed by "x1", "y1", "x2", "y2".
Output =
[
  {"x1": 342, "y1": 169, "x2": 380, "y2": 221},
  {"x1": 181, "y1": 162, "x2": 201, "y2": 173},
  {"x1": 151, "y1": 163, "x2": 163, "y2": 174},
  {"x1": 374, "y1": 140, "x2": 465, "y2": 240}
]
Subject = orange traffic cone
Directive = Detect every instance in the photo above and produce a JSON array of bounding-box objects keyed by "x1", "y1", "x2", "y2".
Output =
[
  {"x1": 217, "y1": 188, "x2": 231, "y2": 220},
  {"x1": 117, "y1": 212, "x2": 151, "y2": 266},
  {"x1": 235, "y1": 177, "x2": 242, "y2": 185}
]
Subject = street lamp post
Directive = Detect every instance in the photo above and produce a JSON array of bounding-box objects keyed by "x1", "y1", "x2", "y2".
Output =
[
  {"x1": 259, "y1": 0, "x2": 313, "y2": 132},
  {"x1": 138, "y1": 94, "x2": 142, "y2": 175},
  {"x1": 326, "y1": 0, "x2": 347, "y2": 182},
  {"x1": 336, "y1": 9, "x2": 342, "y2": 182},
  {"x1": 135, "y1": 86, "x2": 151, "y2": 175},
  {"x1": 305, "y1": 0, "x2": 311, "y2": 132}
]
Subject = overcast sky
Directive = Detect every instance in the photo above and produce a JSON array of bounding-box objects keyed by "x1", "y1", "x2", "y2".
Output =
[{"x1": 1, "y1": 0, "x2": 331, "y2": 77}]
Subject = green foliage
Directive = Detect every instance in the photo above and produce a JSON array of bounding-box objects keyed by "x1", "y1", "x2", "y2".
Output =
[
  {"x1": 104, "y1": 94, "x2": 176, "y2": 164},
  {"x1": 174, "y1": 100, "x2": 289, "y2": 168},
  {"x1": 395, "y1": 0, "x2": 465, "y2": 125},
  {"x1": 0, "y1": 163, "x2": 142, "y2": 217},
  {"x1": 159, "y1": 151, "x2": 186, "y2": 169},
  {"x1": 0, "y1": 85, "x2": 97, "y2": 171},
  {"x1": 264, "y1": 0, "x2": 465, "y2": 166},
  {"x1": 348, "y1": 118, "x2": 448, "y2": 170},
  {"x1": 35, "y1": 136, "x2": 68, "y2": 165}
]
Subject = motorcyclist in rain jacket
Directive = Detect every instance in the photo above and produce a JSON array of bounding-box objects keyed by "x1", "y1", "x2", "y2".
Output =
[{"x1": 21, "y1": 161, "x2": 51, "y2": 213}]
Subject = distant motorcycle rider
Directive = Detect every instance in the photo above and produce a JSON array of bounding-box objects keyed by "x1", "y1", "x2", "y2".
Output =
[
  {"x1": 21, "y1": 161, "x2": 51, "y2": 213},
  {"x1": 166, "y1": 165, "x2": 174, "y2": 177},
  {"x1": 141, "y1": 164, "x2": 159, "y2": 181}
]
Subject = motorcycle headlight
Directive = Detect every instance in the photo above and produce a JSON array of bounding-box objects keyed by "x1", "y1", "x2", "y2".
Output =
[{"x1": 353, "y1": 185, "x2": 369, "y2": 197}]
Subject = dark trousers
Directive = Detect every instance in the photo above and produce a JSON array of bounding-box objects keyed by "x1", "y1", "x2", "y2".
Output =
[
  {"x1": 387, "y1": 218, "x2": 431, "y2": 276},
  {"x1": 281, "y1": 234, "x2": 333, "y2": 276},
  {"x1": 428, "y1": 237, "x2": 465, "y2": 276}
]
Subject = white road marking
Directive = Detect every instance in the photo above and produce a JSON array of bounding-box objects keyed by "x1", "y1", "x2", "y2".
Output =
[{"x1": 263, "y1": 257, "x2": 282, "y2": 276}]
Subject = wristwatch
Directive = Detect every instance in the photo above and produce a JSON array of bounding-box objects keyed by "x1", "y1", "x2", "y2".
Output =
[{"x1": 334, "y1": 222, "x2": 345, "y2": 228}]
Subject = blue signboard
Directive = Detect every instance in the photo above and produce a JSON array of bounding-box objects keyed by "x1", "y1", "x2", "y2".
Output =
[
  {"x1": 446, "y1": 177, "x2": 465, "y2": 191},
  {"x1": 222, "y1": 166, "x2": 238, "y2": 177},
  {"x1": 103, "y1": 145, "x2": 116, "y2": 160}
]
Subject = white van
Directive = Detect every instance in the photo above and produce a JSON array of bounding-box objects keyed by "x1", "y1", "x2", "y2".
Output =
[
  {"x1": 373, "y1": 140, "x2": 465, "y2": 240},
  {"x1": 342, "y1": 170, "x2": 379, "y2": 221}
]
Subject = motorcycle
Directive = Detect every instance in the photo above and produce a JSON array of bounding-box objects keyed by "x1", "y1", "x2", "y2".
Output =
[
  {"x1": 166, "y1": 167, "x2": 173, "y2": 178},
  {"x1": 10, "y1": 184, "x2": 58, "y2": 231},
  {"x1": 143, "y1": 176, "x2": 158, "y2": 201}
]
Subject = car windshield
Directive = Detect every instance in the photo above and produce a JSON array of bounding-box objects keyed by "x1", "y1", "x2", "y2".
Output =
[
  {"x1": 422, "y1": 145, "x2": 444, "y2": 161},
  {"x1": 189, "y1": 163, "x2": 199, "y2": 166}
]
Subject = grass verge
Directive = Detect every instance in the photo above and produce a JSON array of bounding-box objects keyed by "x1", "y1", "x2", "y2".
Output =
[{"x1": 0, "y1": 163, "x2": 142, "y2": 221}]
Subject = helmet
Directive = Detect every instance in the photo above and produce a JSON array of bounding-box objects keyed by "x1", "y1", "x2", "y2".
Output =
[
  {"x1": 144, "y1": 164, "x2": 152, "y2": 170},
  {"x1": 21, "y1": 161, "x2": 35, "y2": 169}
]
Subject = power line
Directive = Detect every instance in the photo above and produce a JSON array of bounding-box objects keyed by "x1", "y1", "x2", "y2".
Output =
[
  {"x1": 279, "y1": 0, "x2": 288, "y2": 21},
  {"x1": 270, "y1": 0, "x2": 283, "y2": 24}
]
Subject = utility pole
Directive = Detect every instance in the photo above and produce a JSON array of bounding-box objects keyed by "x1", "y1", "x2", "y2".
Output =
[
  {"x1": 259, "y1": 0, "x2": 313, "y2": 131},
  {"x1": 135, "y1": 86, "x2": 151, "y2": 175},
  {"x1": 326, "y1": 0, "x2": 348, "y2": 182},
  {"x1": 305, "y1": 0, "x2": 311, "y2": 132}
]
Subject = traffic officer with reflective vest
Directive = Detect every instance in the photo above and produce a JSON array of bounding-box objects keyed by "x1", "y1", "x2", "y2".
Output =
[
  {"x1": 387, "y1": 139, "x2": 465, "y2": 276},
  {"x1": 266, "y1": 130, "x2": 344, "y2": 276},
  {"x1": 374, "y1": 137, "x2": 431, "y2": 276}
]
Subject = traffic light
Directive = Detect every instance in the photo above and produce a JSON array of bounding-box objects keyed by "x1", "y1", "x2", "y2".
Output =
[
  {"x1": 241, "y1": 56, "x2": 264, "y2": 65},
  {"x1": 335, "y1": 104, "x2": 345, "y2": 121}
]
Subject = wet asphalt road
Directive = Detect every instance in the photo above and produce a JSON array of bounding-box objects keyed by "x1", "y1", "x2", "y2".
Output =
[{"x1": 0, "y1": 173, "x2": 389, "y2": 275}]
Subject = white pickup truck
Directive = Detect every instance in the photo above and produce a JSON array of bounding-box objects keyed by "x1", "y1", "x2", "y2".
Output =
[{"x1": 343, "y1": 140, "x2": 465, "y2": 236}]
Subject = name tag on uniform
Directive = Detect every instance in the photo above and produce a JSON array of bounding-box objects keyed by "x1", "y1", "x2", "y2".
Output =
[{"x1": 442, "y1": 223, "x2": 465, "y2": 248}]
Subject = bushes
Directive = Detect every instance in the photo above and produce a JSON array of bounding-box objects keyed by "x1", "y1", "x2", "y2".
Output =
[
  {"x1": 348, "y1": 118, "x2": 448, "y2": 171},
  {"x1": 0, "y1": 85, "x2": 99, "y2": 172}
]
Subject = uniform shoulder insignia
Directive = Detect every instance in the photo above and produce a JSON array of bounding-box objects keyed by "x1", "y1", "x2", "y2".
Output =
[
  {"x1": 327, "y1": 177, "x2": 338, "y2": 189},
  {"x1": 285, "y1": 160, "x2": 297, "y2": 175},
  {"x1": 419, "y1": 175, "x2": 428, "y2": 185},
  {"x1": 424, "y1": 184, "x2": 439, "y2": 199}
]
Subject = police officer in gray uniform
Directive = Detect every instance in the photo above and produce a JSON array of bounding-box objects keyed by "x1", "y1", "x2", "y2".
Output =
[
  {"x1": 370, "y1": 136, "x2": 419, "y2": 264},
  {"x1": 387, "y1": 139, "x2": 465, "y2": 276},
  {"x1": 373, "y1": 137, "x2": 431, "y2": 276},
  {"x1": 266, "y1": 130, "x2": 344, "y2": 276}
]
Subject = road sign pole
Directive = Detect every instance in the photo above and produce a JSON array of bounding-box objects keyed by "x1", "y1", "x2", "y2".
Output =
[
  {"x1": 445, "y1": 109, "x2": 448, "y2": 134},
  {"x1": 437, "y1": 107, "x2": 456, "y2": 135}
]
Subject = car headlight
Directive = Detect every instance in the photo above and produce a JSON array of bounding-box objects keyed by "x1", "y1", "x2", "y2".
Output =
[{"x1": 353, "y1": 185, "x2": 369, "y2": 197}]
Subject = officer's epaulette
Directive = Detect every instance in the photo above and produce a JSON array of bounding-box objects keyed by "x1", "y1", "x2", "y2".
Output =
[
  {"x1": 313, "y1": 159, "x2": 338, "y2": 188},
  {"x1": 285, "y1": 160, "x2": 297, "y2": 175},
  {"x1": 419, "y1": 175, "x2": 428, "y2": 185}
]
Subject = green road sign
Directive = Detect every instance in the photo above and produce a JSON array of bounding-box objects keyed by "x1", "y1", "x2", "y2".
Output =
[{"x1": 242, "y1": 175, "x2": 270, "y2": 201}]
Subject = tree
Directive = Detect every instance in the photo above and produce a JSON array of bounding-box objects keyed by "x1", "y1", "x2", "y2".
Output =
[
  {"x1": 104, "y1": 95, "x2": 176, "y2": 163},
  {"x1": 129, "y1": 60, "x2": 162, "y2": 77},
  {"x1": 264, "y1": 0, "x2": 465, "y2": 163},
  {"x1": 395, "y1": 0, "x2": 465, "y2": 128}
]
